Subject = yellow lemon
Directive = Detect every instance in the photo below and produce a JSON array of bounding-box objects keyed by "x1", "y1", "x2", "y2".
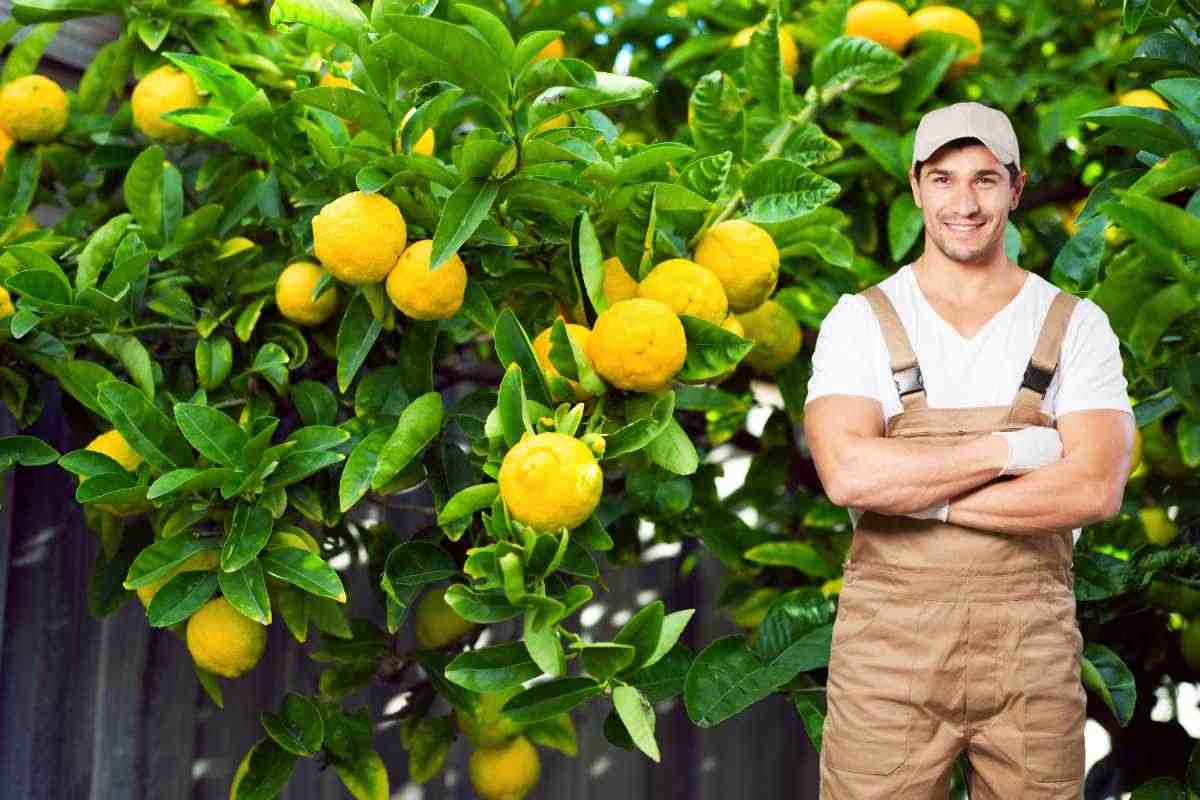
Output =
[
  {"x1": 137, "y1": 550, "x2": 220, "y2": 608},
  {"x1": 532, "y1": 322, "x2": 595, "y2": 401},
  {"x1": 910, "y1": 5, "x2": 982, "y2": 78},
  {"x1": 637, "y1": 258, "x2": 729, "y2": 324},
  {"x1": 312, "y1": 191, "x2": 408, "y2": 285},
  {"x1": 846, "y1": 0, "x2": 916, "y2": 53},
  {"x1": 132, "y1": 65, "x2": 203, "y2": 142},
  {"x1": 0, "y1": 75, "x2": 69, "y2": 143},
  {"x1": 86, "y1": 429, "x2": 143, "y2": 471},
  {"x1": 736, "y1": 299, "x2": 802, "y2": 372},
  {"x1": 602, "y1": 256, "x2": 639, "y2": 303},
  {"x1": 1141, "y1": 506, "x2": 1178, "y2": 546},
  {"x1": 275, "y1": 261, "x2": 340, "y2": 326},
  {"x1": 456, "y1": 686, "x2": 526, "y2": 747},
  {"x1": 398, "y1": 107, "x2": 436, "y2": 156},
  {"x1": 499, "y1": 432, "x2": 603, "y2": 532},
  {"x1": 414, "y1": 584, "x2": 478, "y2": 649},
  {"x1": 0, "y1": 286, "x2": 14, "y2": 318},
  {"x1": 186, "y1": 596, "x2": 267, "y2": 678},
  {"x1": 821, "y1": 577, "x2": 844, "y2": 597},
  {"x1": 468, "y1": 736, "x2": 541, "y2": 800},
  {"x1": 731, "y1": 23, "x2": 800, "y2": 78},
  {"x1": 533, "y1": 38, "x2": 565, "y2": 62},
  {"x1": 693, "y1": 219, "x2": 780, "y2": 312},
  {"x1": 1118, "y1": 89, "x2": 1169, "y2": 110},
  {"x1": 385, "y1": 239, "x2": 468, "y2": 320},
  {"x1": 0, "y1": 125, "x2": 13, "y2": 170},
  {"x1": 1130, "y1": 426, "x2": 1144, "y2": 477},
  {"x1": 587, "y1": 298, "x2": 687, "y2": 392},
  {"x1": 320, "y1": 60, "x2": 355, "y2": 90},
  {"x1": 1059, "y1": 197, "x2": 1087, "y2": 237}
]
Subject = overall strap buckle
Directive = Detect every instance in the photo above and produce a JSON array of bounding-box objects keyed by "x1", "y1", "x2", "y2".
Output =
[
  {"x1": 1020, "y1": 362, "x2": 1055, "y2": 395},
  {"x1": 894, "y1": 365, "x2": 925, "y2": 397}
]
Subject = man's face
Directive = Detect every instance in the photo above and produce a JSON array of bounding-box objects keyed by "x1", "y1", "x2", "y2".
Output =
[{"x1": 909, "y1": 144, "x2": 1025, "y2": 266}]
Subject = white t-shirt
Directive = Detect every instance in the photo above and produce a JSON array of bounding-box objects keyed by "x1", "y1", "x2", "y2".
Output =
[{"x1": 804, "y1": 262, "x2": 1134, "y2": 547}]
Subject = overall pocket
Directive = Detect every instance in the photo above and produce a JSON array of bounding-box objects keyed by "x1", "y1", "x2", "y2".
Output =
[
  {"x1": 825, "y1": 592, "x2": 914, "y2": 775},
  {"x1": 1021, "y1": 592, "x2": 1085, "y2": 782}
]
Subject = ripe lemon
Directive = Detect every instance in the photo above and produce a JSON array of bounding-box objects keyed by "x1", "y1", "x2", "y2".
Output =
[
  {"x1": 533, "y1": 37, "x2": 565, "y2": 62},
  {"x1": 693, "y1": 219, "x2": 780, "y2": 312},
  {"x1": 320, "y1": 60, "x2": 355, "y2": 90},
  {"x1": 910, "y1": 5, "x2": 982, "y2": 78},
  {"x1": 385, "y1": 239, "x2": 467, "y2": 320},
  {"x1": 1130, "y1": 426, "x2": 1144, "y2": 477},
  {"x1": 0, "y1": 287, "x2": 14, "y2": 318},
  {"x1": 1060, "y1": 197, "x2": 1086, "y2": 237},
  {"x1": 637, "y1": 258, "x2": 729, "y2": 324},
  {"x1": 275, "y1": 261, "x2": 339, "y2": 326},
  {"x1": 499, "y1": 432, "x2": 603, "y2": 532},
  {"x1": 397, "y1": 107, "x2": 435, "y2": 156},
  {"x1": 456, "y1": 686, "x2": 527, "y2": 746},
  {"x1": 414, "y1": 585, "x2": 477, "y2": 649},
  {"x1": 186, "y1": 596, "x2": 267, "y2": 678},
  {"x1": 312, "y1": 191, "x2": 408, "y2": 285},
  {"x1": 468, "y1": 736, "x2": 541, "y2": 800},
  {"x1": 736, "y1": 299, "x2": 802, "y2": 372},
  {"x1": 131, "y1": 65, "x2": 202, "y2": 142},
  {"x1": 1118, "y1": 89, "x2": 1169, "y2": 110},
  {"x1": 0, "y1": 125, "x2": 12, "y2": 169},
  {"x1": 1141, "y1": 506, "x2": 1178, "y2": 546},
  {"x1": 587, "y1": 298, "x2": 687, "y2": 392},
  {"x1": 532, "y1": 322, "x2": 595, "y2": 401},
  {"x1": 602, "y1": 256, "x2": 639, "y2": 303},
  {"x1": 821, "y1": 577, "x2": 844, "y2": 597},
  {"x1": 730, "y1": 23, "x2": 800, "y2": 78},
  {"x1": 137, "y1": 549, "x2": 220, "y2": 608},
  {"x1": 1181, "y1": 620, "x2": 1200, "y2": 673},
  {"x1": 0, "y1": 75, "x2": 69, "y2": 143},
  {"x1": 846, "y1": 0, "x2": 916, "y2": 53}
]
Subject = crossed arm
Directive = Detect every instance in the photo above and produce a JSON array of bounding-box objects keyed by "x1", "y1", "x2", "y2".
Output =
[{"x1": 804, "y1": 394, "x2": 1134, "y2": 536}]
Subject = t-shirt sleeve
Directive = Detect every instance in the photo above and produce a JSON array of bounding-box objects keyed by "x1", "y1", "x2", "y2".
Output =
[
  {"x1": 805, "y1": 293, "x2": 881, "y2": 405},
  {"x1": 1052, "y1": 298, "x2": 1134, "y2": 420}
]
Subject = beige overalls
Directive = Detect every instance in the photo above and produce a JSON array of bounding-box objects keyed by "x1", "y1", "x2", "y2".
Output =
[{"x1": 818, "y1": 285, "x2": 1087, "y2": 800}]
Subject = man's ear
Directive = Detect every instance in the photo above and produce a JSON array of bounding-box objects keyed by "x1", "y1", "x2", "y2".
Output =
[{"x1": 910, "y1": 168, "x2": 922, "y2": 209}]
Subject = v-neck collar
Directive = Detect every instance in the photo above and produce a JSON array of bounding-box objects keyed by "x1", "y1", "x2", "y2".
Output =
[{"x1": 905, "y1": 263, "x2": 1033, "y2": 345}]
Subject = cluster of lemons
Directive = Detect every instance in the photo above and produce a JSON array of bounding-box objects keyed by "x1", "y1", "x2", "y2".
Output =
[
  {"x1": 846, "y1": 1, "x2": 982, "y2": 78},
  {"x1": 273, "y1": 189, "x2": 468, "y2": 327}
]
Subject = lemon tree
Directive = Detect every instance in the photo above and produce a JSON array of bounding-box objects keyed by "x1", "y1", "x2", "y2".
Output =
[{"x1": 0, "y1": 0, "x2": 1198, "y2": 795}]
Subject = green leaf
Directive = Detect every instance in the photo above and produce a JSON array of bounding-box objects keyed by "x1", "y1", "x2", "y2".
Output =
[
  {"x1": 173, "y1": 403, "x2": 248, "y2": 468},
  {"x1": 195, "y1": 336, "x2": 234, "y2": 391},
  {"x1": 338, "y1": 427, "x2": 390, "y2": 512},
  {"x1": 337, "y1": 293, "x2": 382, "y2": 392},
  {"x1": 645, "y1": 417, "x2": 698, "y2": 475},
  {"x1": 268, "y1": 0, "x2": 368, "y2": 48},
  {"x1": 888, "y1": 193, "x2": 924, "y2": 262},
  {"x1": 0, "y1": 22, "x2": 59, "y2": 83},
  {"x1": 689, "y1": 71, "x2": 744, "y2": 160},
  {"x1": 498, "y1": 363, "x2": 533, "y2": 448},
  {"x1": 0, "y1": 435, "x2": 58, "y2": 468},
  {"x1": 612, "y1": 685, "x2": 660, "y2": 762},
  {"x1": 261, "y1": 547, "x2": 346, "y2": 602},
  {"x1": 371, "y1": 391, "x2": 443, "y2": 489},
  {"x1": 229, "y1": 738, "x2": 297, "y2": 800},
  {"x1": 122, "y1": 535, "x2": 219, "y2": 588},
  {"x1": 742, "y1": 11, "x2": 785, "y2": 115},
  {"x1": 382, "y1": 15, "x2": 510, "y2": 112},
  {"x1": 811, "y1": 35, "x2": 903, "y2": 92},
  {"x1": 444, "y1": 641, "x2": 543, "y2": 691},
  {"x1": 613, "y1": 600, "x2": 664, "y2": 673},
  {"x1": 162, "y1": 51, "x2": 256, "y2": 109},
  {"x1": 643, "y1": 609, "x2": 693, "y2": 670},
  {"x1": 383, "y1": 540, "x2": 457, "y2": 588},
  {"x1": 526, "y1": 71, "x2": 654, "y2": 131},
  {"x1": 604, "y1": 391, "x2": 676, "y2": 459},
  {"x1": 1078, "y1": 106, "x2": 1192, "y2": 156},
  {"x1": 1081, "y1": 644, "x2": 1136, "y2": 726},
  {"x1": 438, "y1": 483, "x2": 500, "y2": 525},
  {"x1": 219, "y1": 560, "x2": 272, "y2": 625},
  {"x1": 430, "y1": 178, "x2": 498, "y2": 270},
  {"x1": 11, "y1": 0, "x2": 119, "y2": 23},
  {"x1": 260, "y1": 693, "x2": 324, "y2": 757},
  {"x1": 743, "y1": 541, "x2": 832, "y2": 576},
  {"x1": 146, "y1": 467, "x2": 238, "y2": 500},
  {"x1": 578, "y1": 642, "x2": 636, "y2": 680},
  {"x1": 443, "y1": 583, "x2": 521, "y2": 623},
  {"x1": 293, "y1": 380, "x2": 338, "y2": 426},
  {"x1": 221, "y1": 502, "x2": 274, "y2": 572},
  {"x1": 96, "y1": 380, "x2": 192, "y2": 471},
  {"x1": 329, "y1": 747, "x2": 388, "y2": 800},
  {"x1": 75, "y1": 213, "x2": 132, "y2": 293},
  {"x1": 501, "y1": 676, "x2": 602, "y2": 724},
  {"x1": 676, "y1": 315, "x2": 753, "y2": 382},
  {"x1": 124, "y1": 146, "x2": 165, "y2": 246},
  {"x1": 293, "y1": 87, "x2": 392, "y2": 142},
  {"x1": 146, "y1": 570, "x2": 219, "y2": 627}
]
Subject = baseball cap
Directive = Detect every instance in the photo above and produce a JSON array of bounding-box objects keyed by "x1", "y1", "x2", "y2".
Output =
[{"x1": 911, "y1": 101, "x2": 1020, "y2": 172}]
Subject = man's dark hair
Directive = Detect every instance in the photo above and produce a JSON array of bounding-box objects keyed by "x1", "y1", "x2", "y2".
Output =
[{"x1": 913, "y1": 136, "x2": 1020, "y2": 185}]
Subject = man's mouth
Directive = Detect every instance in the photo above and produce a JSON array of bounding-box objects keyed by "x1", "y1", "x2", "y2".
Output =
[{"x1": 945, "y1": 221, "x2": 984, "y2": 233}]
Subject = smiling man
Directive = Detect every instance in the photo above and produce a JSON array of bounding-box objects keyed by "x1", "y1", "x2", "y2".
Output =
[{"x1": 804, "y1": 101, "x2": 1135, "y2": 798}]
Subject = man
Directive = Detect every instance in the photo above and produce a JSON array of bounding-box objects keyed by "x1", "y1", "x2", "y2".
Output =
[{"x1": 804, "y1": 101, "x2": 1135, "y2": 799}]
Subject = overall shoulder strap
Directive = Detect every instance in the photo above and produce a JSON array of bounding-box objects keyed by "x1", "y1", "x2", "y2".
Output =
[
  {"x1": 1011, "y1": 289, "x2": 1081, "y2": 418},
  {"x1": 859, "y1": 285, "x2": 927, "y2": 412}
]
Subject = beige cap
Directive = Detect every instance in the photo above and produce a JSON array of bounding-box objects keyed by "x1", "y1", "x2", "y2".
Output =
[{"x1": 911, "y1": 101, "x2": 1020, "y2": 172}]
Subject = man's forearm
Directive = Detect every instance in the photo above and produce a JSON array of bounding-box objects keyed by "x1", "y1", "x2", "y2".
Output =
[
  {"x1": 835, "y1": 432, "x2": 1009, "y2": 515},
  {"x1": 946, "y1": 454, "x2": 1117, "y2": 535}
]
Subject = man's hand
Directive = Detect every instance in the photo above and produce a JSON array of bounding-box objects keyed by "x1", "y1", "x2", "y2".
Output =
[{"x1": 992, "y1": 427, "x2": 1064, "y2": 476}]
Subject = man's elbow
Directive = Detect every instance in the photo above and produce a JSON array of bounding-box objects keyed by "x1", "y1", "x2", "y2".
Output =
[
  {"x1": 1089, "y1": 480, "x2": 1125, "y2": 523},
  {"x1": 824, "y1": 469, "x2": 861, "y2": 509}
]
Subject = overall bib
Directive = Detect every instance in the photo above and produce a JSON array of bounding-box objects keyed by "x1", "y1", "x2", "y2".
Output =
[{"x1": 817, "y1": 285, "x2": 1086, "y2": 800}]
